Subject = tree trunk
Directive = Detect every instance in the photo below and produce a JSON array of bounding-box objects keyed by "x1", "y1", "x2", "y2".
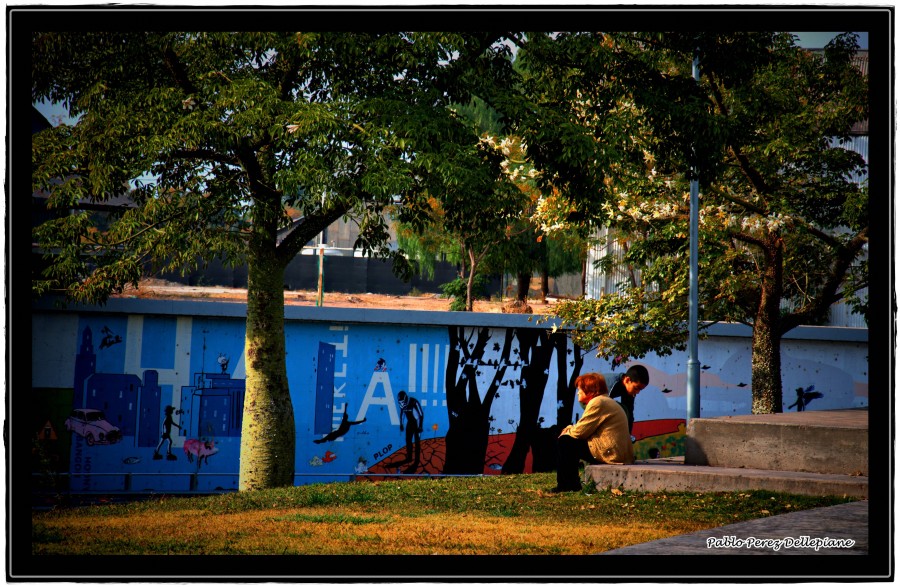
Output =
[
  {"x1": 239, "y1": 224, "x2": 296, "y2": 491},
  {"x1": 580, "y1": 256, "x2": 587, "y2": 297},
  {"x1": 465, "y1": 248, "x2": 478, "y2": 312},
  {"x1": 750, "y1": 236, "x2": 785, "y2": 414},
  {"x1": 539, "y1": 238, "x2": 549, "y2": 303},
  {"x1": 515, "y1": 271, "x2": 531, "y2": 302}
]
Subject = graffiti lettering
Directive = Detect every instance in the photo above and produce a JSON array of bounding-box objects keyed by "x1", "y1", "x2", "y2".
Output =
[
  {"x1": 373, "y1": 443, "x2": 393, "y2": 460},
  {"x1": 359, "y1": 371, "x2": 399, "y2": 423},
  {"x1": 73, "y1": 439, "x2": 82, "y2": 474}
]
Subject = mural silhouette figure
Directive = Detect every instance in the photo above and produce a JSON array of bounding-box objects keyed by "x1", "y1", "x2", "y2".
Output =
[
  {"x1": 98, "y1": 326, "x2": 122, "y2": 350},
  {"x1": 154, "y1": 405, "x2": 182, "y2": 460},
  {"x1": 396, "y1": 391, "x2": 424, "y2": 473},
  {"x1": 787, "y1": 385, "x2": 824, "y2": 412},
  {"x1": 313, "y1": 405, "x2": 366, "y2": 444}
]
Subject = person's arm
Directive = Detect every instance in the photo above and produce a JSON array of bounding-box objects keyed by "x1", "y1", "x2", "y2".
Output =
[{"x1": 565, "y1": 398, "x2": 605, "y2": 440}]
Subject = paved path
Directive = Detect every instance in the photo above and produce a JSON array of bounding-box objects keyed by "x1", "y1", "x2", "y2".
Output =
[{"x1": 601, "y1": 499, "x2": 867, "y2": 555}]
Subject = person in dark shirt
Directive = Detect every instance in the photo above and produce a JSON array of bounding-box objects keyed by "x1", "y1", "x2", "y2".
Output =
[{"x1": 605, "y1": 364, "x2": 650, "y2": 438}]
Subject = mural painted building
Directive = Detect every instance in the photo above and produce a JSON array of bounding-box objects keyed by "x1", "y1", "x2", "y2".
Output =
[{"x1": 30, "y1": 297, "x2": 868, "y2": 495}]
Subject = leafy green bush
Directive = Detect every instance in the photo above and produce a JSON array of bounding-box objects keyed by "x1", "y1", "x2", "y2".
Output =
[{"x1": 440, "y1": 275, "x2": 490, "y2": 311}]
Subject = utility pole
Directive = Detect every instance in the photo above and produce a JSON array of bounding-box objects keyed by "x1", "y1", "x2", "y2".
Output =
[{"x1": 686, "y1": 48, "x2": 701, "y2": 423}]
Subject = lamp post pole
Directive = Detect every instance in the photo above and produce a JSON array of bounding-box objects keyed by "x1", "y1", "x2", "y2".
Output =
[{"x1": 686, "y1": 49, "x2": 701, "y2": 424}]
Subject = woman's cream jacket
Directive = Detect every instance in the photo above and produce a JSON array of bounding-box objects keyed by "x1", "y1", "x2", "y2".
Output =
[{"x1": 560, "y1": 394, "x2": 635, "y2": 464}]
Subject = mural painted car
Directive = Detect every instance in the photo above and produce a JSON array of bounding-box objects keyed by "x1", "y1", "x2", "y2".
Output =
[{"x1": 64, "y1": 408, "x2": 122, "y2": 446}]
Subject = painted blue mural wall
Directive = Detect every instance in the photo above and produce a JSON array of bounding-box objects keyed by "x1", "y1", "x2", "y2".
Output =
[{"x1": 30, "y1": 298, "x2": 868, "y2": 494}]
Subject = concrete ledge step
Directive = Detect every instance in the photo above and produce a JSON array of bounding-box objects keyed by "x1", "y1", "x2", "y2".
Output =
[
  {"x1": 684, "y1": 408, "x2": 868, "y2": 476},
  {"x1": 585, "y1": 457, "x2": 868, "y2": 498}
]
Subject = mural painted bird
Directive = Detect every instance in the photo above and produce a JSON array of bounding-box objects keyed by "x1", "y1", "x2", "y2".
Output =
[{"x1": 787, "y1": 385, "x2": 824, "y2": 412}]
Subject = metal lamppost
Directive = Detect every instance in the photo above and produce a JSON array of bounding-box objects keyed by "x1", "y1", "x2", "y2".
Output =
[{"x1": 686, "y1": 49, "x2": 702, "y2": 423}]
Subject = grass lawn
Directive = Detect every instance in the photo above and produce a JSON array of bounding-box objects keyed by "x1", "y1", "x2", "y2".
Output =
[{"x1": 31, "y1": 472, "x2": 857, "y2": 556}]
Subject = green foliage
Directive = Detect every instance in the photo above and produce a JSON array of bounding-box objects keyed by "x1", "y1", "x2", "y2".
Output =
[
  {"x1": 440, "y1": 275, "x2": 490, "y2": 311},
  {"x1": 548, "y1": 287, "x2": 698, "y2": 360},
  {"x1": 32, "y1": 31, "x2": 515, "y2": 304},
  {"x1": 516, "y1": 32, "x2": 868, "y2": 410}
]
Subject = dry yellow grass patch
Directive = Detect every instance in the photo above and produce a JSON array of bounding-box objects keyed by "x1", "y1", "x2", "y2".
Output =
[{"x1": 35, "y1": 506, "x2": 691, "y2": 555}]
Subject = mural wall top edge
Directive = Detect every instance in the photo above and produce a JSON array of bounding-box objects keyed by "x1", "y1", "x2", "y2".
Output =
[{"x1": 31, "y1": 295, "x2": 868, "y2": 343}]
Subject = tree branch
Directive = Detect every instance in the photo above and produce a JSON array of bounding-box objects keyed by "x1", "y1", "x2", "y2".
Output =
[
  {"x1": 726, "y1": 228, "x2": 768, "y2": 250},
  {"x1": 279, "y1": 54, "x2": 303, "y2": 102},
  {"x1": 709, "y1": 77, "x2": 772, "y2": 197},
  {"x1": 169, "y1": 149, "x2": 241, "y2": 167},
  {"x1": 162, "y1": 46, "x2": 198, "y2": 96},
  {"x1": 275, "y1": 203, "x2": 352, "y2": 264},
  {"x1": 705, "y1": 184, "x2": 768, "y2": 216},
  {"x1": 780, "y1": 226, "x2": 868, "y2": 333}
]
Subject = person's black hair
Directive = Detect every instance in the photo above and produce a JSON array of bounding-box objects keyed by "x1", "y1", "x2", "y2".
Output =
[{"x1": 625, "y1": 364, "x2": 650, "y2": 385}]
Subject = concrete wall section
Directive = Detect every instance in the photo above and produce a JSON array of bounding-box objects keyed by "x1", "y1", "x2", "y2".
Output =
[
  {"x1": 156, "y1": 255, "x2": 497, "y2": 297},
  {"x1": 29, "y1": 297, "x2": 868, "y2": 492}
]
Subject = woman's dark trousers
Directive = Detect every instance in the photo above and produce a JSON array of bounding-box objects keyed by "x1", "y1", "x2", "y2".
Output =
[{"x1": 556, "y1": 434, "x2": 596, "y2": 490}]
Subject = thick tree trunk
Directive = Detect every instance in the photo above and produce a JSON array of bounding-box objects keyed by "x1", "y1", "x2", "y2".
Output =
[
  {"x1": 750, "y1": 237, "x2": 785, "y2": 414},
  {"x1": 239, "y1": 228, "x2": 296, "y2": 491},
  {"x1": 515, "y1": 271, "x2": 531, "y2": 302}
]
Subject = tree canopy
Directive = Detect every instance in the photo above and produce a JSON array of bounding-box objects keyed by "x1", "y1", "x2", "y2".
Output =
[
  {"x1": 32, "y1": 31, "x2": 515, "y2": 488},
  {"x1": 515, "y1": 32, "x2": 868, "y2": 413}
]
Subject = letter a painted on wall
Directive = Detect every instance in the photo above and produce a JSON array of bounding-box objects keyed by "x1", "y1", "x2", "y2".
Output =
[{"x1": 314, "y1": 343, "x2": 336, "y2": 434}]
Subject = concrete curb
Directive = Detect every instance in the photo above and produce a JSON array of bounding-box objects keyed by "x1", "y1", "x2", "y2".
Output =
[{"x1": 585, "y1": 458, "x2": 868, "y2": 498}]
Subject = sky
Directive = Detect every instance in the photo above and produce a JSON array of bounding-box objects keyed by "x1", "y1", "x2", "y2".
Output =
[{"x1": 793, "y1": 31, "x2": 869, "y2": 49}]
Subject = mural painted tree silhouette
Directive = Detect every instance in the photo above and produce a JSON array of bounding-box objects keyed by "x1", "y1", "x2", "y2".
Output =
[
  {"x1": 442, "y1": 326, "x2": 515, "y2": 474},
  {"x1": 556, "y1": 344, "x2": 586, "y2": 430},
  {"x1": 501, "y1": 331, "x2": 584, "y2": 474}
]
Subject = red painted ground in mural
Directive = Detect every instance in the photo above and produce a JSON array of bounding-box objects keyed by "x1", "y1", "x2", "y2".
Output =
[
  {"x1": 364, "y1": 433, "x2": 529, "y2": 477},
  {"x1": 363, "y1": 419, "x2": 688, "y2": 477}
]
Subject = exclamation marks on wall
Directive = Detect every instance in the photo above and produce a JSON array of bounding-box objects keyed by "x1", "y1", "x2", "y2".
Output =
[{"x1": 409, "y1": 343, "x2": 447, "y2": 408}]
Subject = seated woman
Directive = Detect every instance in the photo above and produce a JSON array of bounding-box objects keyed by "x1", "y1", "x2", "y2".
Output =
[{"x1": 552, "y1": 372, "x2": 635, "y2": 493}]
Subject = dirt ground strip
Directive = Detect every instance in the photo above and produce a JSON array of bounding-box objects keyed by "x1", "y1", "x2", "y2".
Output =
[{"x1": 116, "y1": 278, "x2": 559, "y2": 315}]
